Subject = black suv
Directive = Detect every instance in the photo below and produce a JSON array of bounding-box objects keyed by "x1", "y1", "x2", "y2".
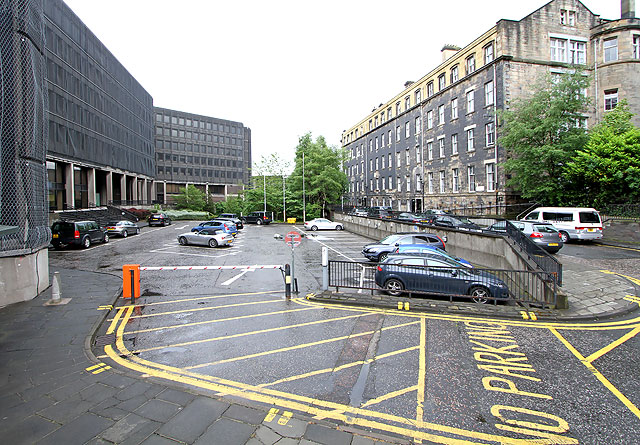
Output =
[
  {"x1": 51, "y1": 220, "x2": 109, "y2": 249},
  {"x1": 148, "y1": 213, "x2": 172, "y2": 227},
  {"x1": 242, "y1": 211, "x2": 271, "y2": 225}
]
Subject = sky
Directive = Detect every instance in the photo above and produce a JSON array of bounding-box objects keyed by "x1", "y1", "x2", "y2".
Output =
[{"x1": 62, "y1": 0, "x2": 620, "y2": 170}]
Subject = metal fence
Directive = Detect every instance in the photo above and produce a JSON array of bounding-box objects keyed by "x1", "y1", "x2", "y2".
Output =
[
  {"x1": 329, "y1": 260, "x2": 557, "y2": 308},
  {"x1": 504, "y1": 221, "x2": 563, "y2": 285},
  {"x1": 0, "y1": 0, "x2": 50, "y2": 256}
]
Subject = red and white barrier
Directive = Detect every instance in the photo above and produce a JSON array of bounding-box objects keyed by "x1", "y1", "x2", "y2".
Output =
[{"x1": 140, "y1": 265, "x2": 282, "y2": 271}]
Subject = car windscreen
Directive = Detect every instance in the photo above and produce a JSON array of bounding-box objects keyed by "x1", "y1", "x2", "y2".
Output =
[
  {"x1": 579, "y1": 212, "x2": 600, "y2": 224},
  {"x1": 51, "y1": 222, "x2": 74, "y2": 233},
  {"x1": 533, "y1": 224, "x2": 558, "y2": 233}
]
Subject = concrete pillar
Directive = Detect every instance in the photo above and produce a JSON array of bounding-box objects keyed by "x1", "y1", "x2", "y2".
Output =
[
  {"x1": 88, "y1": 167, "x2": 96, "y2": 207},
  {"x1": 205, "y1": 183, "x2": 209, "y2": 199},
  {"x1": 150, "y1": 180, "x2": 156, "y2": 204},
  {"x1": 224, "y1": 184, "x2": 228, "y2": 199},
  {"x1": 143, "y1": 179, "x2": 148, "y2": 205},
  {"x1": 132, "y1": 177, "x2": 139, "y2": 202},
  {"x1": 65, "y1": 162, "x2": 75, "y2": 209},
  {"x1": 163, "y1": 181, "x2": 167, "y2": 204},
  {"x1": 121, "y1": 174, "x2": 127, "y2": 203},
  {"x1": 106, "y1": 171, "x2": 113, "y2": 204}
]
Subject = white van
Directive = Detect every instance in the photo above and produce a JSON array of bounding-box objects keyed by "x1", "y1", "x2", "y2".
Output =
[{"x1": 521, "y1": 207, "x2": 603, "y2": 242}]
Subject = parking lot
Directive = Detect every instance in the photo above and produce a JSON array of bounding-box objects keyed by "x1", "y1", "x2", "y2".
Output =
[{"x1": 56, "y1": 221, "x2": 640, "y2": 443}]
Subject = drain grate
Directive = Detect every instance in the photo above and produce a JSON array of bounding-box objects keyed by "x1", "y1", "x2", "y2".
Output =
[{"x1": 94, "y1": 334, "x2": 116, "y2": 346}]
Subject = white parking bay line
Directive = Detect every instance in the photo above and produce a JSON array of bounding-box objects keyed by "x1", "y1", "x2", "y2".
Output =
[
  {"x1": 175, "y1": 225, "x2": 190, "y2": 230},
  {"x1": 221, "y1": 269, "x2": 253, "y2": 285}
]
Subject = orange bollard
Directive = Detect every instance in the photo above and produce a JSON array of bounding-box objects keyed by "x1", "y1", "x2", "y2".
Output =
[{"x1": 123, "y1": 264, "x2": 140, "y2": 302}]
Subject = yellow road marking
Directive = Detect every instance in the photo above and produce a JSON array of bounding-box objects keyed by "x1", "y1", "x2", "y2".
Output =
[
  {"x1": 106, "y1": 306, "x2": 126, "y2": 335},
  {"x1": 362, "y1": 386, "x2": 419, "y2": 408},
  {"x1": 126, "y1": 306, "x2": 318, "y2": 335},
  {"x1": 85, "y1": 364, "x2": 103, "y2": 371},
  {"x1": 185, "y1": 321, "x2": 419, "y2": 370},
  {"x1": 265, "y1": 408, "x2": 279, "y2": 422},
  {"x1": 585, "y1": 326, "x2": 640, "y2": 363},
  {"x1": 600, "y1": 269, "x2": 640, "y2": 286},
  {"x1": 278, "y1": 411, "x2": 293, "y2": 425},
  {"x1": 549, "y1": 327, "x2": 640, "y2": 420},
  {"x1": 125, "y1": 290, "x2": 281, "y2": 309},
  {"x1": 624, "y1": 295, "x2": 640, "y2": 305},
  {"x1": 417, "y1": 317, "x2": 426, "y2": 433},
  {"x1": 97, "y1": 305, "x2": 113, "y2": 311},
  {"x1": 107, "y1": 306, "x2": 542, "y2": 444}
]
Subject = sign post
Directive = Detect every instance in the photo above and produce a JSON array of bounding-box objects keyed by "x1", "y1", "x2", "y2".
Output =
[{"x1": 284, "y1": 231, "x2": 302, "y2": 294}]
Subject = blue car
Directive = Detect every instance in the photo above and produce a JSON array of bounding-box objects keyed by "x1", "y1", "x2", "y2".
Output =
[
  {"x1": 191, "y1": 220, "x2": 237, "y2": 236},
  {"x1": 394, "y1": 244, "x2": 473, "y2": 267}
]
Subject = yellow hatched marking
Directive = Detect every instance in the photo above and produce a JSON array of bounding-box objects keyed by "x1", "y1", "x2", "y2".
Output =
[
  {"x1": 264, "y1": 408, "x2": 279, "y2": 422},
  {"x1": 520, "y1": 311, "x2": 529, "y2": 320},
  {"x1": 278, "y1": 411, "x2": 293, "y2": 425},
  {"x1": 550, "y1": 327, "x2": 640, "y2": 420},
  {"x1": 585, "y1": 326, "x2": 640, "y2": 363},
  {"x1": 93, "y1": 366, "x2": 112, "y2": 374},
  {"x1": 362, "y1": 385, "x2": 419, "y2": 408},
  {"x1": 85, "y1": 364, "x2": 103, "y2": 371},
  {"x1": 106, "y1": 306, "x2": 126, "y2": 335}
]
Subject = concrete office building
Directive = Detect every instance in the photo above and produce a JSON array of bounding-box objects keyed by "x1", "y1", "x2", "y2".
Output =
[
  {"x1": 342, "y1": 0, "x2": 640, "y2": 213},
  {"x1": 153, "y1": 107, "x2": 251, "y2": 204},
  {"x1": 44, "y1": 0, "x2": 156, "y2": 210}
]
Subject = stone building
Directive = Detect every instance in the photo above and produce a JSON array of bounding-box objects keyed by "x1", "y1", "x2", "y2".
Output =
[{"x1": 342, "y1": 0, "x2": 640, "y2": 213}]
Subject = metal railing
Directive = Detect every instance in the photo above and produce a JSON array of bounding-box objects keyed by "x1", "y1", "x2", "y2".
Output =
[
  {"x1": 329, "y1": 260, "x2": 557, "y2": 308},
  {"x1": 505, "y1": 221, "x2": 562, "y2": 286}
]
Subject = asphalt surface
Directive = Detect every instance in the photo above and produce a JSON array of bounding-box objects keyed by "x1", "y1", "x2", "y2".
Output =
[{"x1": 1, "y1": 221, "x2": 640, "y2": 444}]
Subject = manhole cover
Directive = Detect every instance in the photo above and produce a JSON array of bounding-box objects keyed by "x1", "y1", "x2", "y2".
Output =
[{"x1": 94, "y1": 334, "x2": 116, "y2": 346}]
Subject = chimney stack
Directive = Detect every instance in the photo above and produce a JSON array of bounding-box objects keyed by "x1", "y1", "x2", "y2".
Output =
[{"x1": 621, "y1": 0, "x2": 636, "y2": 19}]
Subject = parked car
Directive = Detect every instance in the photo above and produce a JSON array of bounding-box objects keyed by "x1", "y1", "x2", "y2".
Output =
[
  {"x1": 362, "y1": 232, "x2": 446, "y2": 262},
  {"x1": 368, "y1": 208, "x2": 393, "y2": 219},
  {"x1": 375, "y1": 254, "x2": 510, "y2": 303},
  {"x1": 351, "y1": 208, "x2": 368, "y2": 217},
  {"x1": 395, "y1": 213, "x2": 430, "y2": 224},
  {"x1": 487, "y1": 220, "x2": 564, "y2": 254},
  {"x1": 217, "y1": 213, "x2": 244, "y2": 229},
  {"x1": 51, "y1": 220, "x2": 109, "y2": 249},
  {"x1": 430, "y1": 215, "x2": 482, "y2": 232},
  {"x1": 191, "y1": 220, "x2": 237, "y2": 236},
  {"x1": 105, "y1": 220, "x2": 140, "y2": 238},
  {"x1": 394, "y1": 244, "x2": 473, "y2": 267},
  {"x1": 304, "y1": 218, "x2": 343, "y2": 231},
  {"x1": 211, "y1": 217, "x2": 243, "y2": 231},
  {"x1": 242, "y1": 211, "x2": 271, "y2": 225},
  {"x1": 148, "y1": 213, "x2": 172, "y2": 227},
  {"x1": 521, "y1": 207, "x2": 603, "y2": 243},
  {"x1": 177, "y1": 228, "x2": 233, "y2": 248}
]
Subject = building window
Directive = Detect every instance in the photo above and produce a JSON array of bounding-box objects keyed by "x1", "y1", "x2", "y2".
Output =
[
  {"x1": 450, "y1": 65, "x2": 459, "y2": 83},
  {"x1": 561, "y1": 9, "x2": 576, "y2": 26},
  {"x1": 375, "y1": 116, "x2": 379, "y2": 127},
  {"x1": 466, "y1": 90, "x2": 475, "y2": 113},
  {"x1": 467, "y1": 128, "x2": 475, "y2": 150},
  {"x1": 550, "y1": 38, "x2": 567, "y2": 62},
  {"x1": 427, "y1": 110, "x2": 433, "y2": 129},
  {"x1": 604, "y1": 38, "x2": 618, "y2": 62},
  {"x1": 569, "y1": 41, "x2": 586, "y2": 64},
  {"x1": 387, "y1": 107, "x2": 392, "y2": 119},
  {"x1": 405, "y1": 149, "x2": 410, "y2": 165},
  {"x1": 381, "y1": 133, "x2": 385, "y2": 147},
  {"x1": 368, "y1": 119, "x2": 372, "y2": 131},
  {"x1": 484, "y1": 81, "x2": 494, "y2": 106},
  {"x1": 438, "y1": 138, "x2": 445, "y2": 158},
  {"x1": 468, "y1": 166, "x2": 476, "y2": 192},
  {"x1": 381, "y1": 111, "x2": 385, "y2": 123},
  {"x1": 388, "y1": 130, "x2": 392, "y2": 145},
  {"x1": 465, "y1": 55, "x2": 476, "y2": 75},
  {"x1": 369, "y1": 139, "x2": 373, "y2": 152},
  {"x1": 396, "y1": 102, "x2": 401, "y2": 116},
  {"x1": 428, "y1": 172, "x2": 434, "y2": 194},
  {"x1": 375, "y1": 137, "x2": 379, "y2": 150},
  {"x1": 405, "y1": 122, "x2": 410, "y2": 138},
  {"x1": 388, "y1": 153, "x2": 392, "y2": 168},
  {"x1": 407, "y1": 174, "x2": 411, "y2": 192},
  {"x1": 484, "y1": 43, "x2": 494, "y2": 64},
  {"x1": 452, "y1": 168, "x2": 460, "y2": 193},
  {"x1": 416, "y1": 145, "x2": 421, "y2": 163},
  {"x1": 634, "y1": 35, "x2": 640, "y2": 59},
  {"x1": 405, "y1": 96, "x2": 411, "y2": 110},
  {"x1": 438, "y1": 74, "x2": 446, "y2": 91},
  {"x1": 427, "y1": 82, "x2": 434, "y2": 97},
  {"x1": 434, "y1": 106, "x2": 442, "y2": 126},
  {"x1": 375, "y1": 157, "x2": 379, "y2": 170},
  {"x1": 427, "y1": 141, "x2": 433, "y2": 160},
  {"x1": 486, "y1": 163, "x2": 495, "y2": 192},
  {"x1": 415, "y1": 89, "x2": 422, "y2": 104},
  {"x1": 604, "y1": 89, "x2": 618, "y2": 111},
  {"x1": 396, "y1": 126, "x2": 401, "y2": 142},
  {"x1": 451, "y1": 133, "x2": 458, "y2": 155},
  {"x1": 439, "y1": 171, "x2": 446, "y2": 193},
  {"x1": 451, "y1": 98, "x2": 458, "y2": 120},
  {"x1": 486, "y1": 122, "x2": 495, "y2": 146},
  {"x1": 416, "y1": 174, "x2": 422, "y2": 191}
]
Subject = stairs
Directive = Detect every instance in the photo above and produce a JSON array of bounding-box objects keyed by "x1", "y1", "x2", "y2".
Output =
[{"x1": 51, "y1": 205, "x2": 140, "y2": 227}]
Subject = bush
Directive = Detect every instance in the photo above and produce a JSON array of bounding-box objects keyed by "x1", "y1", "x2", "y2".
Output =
[
  {"x1": 126, "y1": 208, "x2": 151, "y2": 220},
  {"x1": 163, "y1": 209, "x2": 211, "y2": 221}
]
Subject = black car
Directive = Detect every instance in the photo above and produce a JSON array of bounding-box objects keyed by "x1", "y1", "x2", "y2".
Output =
[
  {"x1": 217, "y1": 213, "x2": 244, "y2": 229},
  {"x1": 430, "y1": 215, "x2": 482, "y2": 232},
  {"x1": 375, "y1": 254, "x2": 510, "y2": 303},
  {"x1": 242, "y1": 211, "x2": 271, "y2": 225},
  {"x1": 362, "y1": 232, "x2": 446, "y2": 262},
  {"x1": 51, "y1": 220, "x2": 109, "y2": 249},
  {"x1": 148, "y1": 213, "x2": 172, "y2": 227},
  {"x1": 367, "y1": 209, "x2": 393, "y2": 219}
]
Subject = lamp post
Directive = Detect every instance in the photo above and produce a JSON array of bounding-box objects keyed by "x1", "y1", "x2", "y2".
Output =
[
  {"x1": 302, "y1": 152, "x2": 306, "y2": 223},
  {"x1": 263, "y1": 174, "x2": 266, "y2": 213},
  {"x1": 282, "y1": 173, "x2": 286, "y2": 223}
]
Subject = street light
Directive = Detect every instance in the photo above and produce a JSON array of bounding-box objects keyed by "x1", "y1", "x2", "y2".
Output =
[{"x1": 302, "y1": 152, "x2": 306, "y2": 223}]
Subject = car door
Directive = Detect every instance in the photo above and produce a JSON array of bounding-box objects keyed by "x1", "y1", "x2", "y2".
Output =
[
  {"x1": 426, "y1": 258, "x2": 465, "y2": 295},
  {"x1": 396, "y1": 257, "x2": 428, "y2": 292}
]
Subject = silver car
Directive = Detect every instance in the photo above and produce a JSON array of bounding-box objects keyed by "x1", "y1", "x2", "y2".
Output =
[
  {"x1": 105, "y1": 220, "x2": 139, "y2": 238},
  {"x1": 177, "y1": 228, "x2": 234, "y2": 248},
  {"x1": 488, "y1": 220, "x2": 563, "y2": 254}
]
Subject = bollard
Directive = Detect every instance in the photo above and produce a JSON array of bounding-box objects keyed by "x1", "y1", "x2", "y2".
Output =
[
  {"x1": 122, "y1": 264, "x2": 140, "y2": 302},
  {"x1": 51, "y1": 271, "x2": 61, "y2": 302},
  {"x1": 321, "y1": 246, "x2": 328, "y2": 291},
  {"x1": 285, "y1": 264, "x2": 291, "y2": 299}
]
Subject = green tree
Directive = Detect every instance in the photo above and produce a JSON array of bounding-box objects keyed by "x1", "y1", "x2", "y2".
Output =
[
  {"x1": 243, "y1": 154, "x2": 291, "y2": 220},
  {"x1": 565, "y1": 101, "x2": 640, "y2": 206},
  {"x1": 288, "y1": 133, "x2": 348, "y2": 219},
  {"x1": 500, "y1": 71, "x2": 591, "y2": 204},
  {"x1": 175, "y1": 184, "x2": 206, "y2": 211}
]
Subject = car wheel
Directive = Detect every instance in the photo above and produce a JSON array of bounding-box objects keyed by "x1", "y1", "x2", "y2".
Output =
[
  {"x1": 378, "y1": 252, "x2": 389, "y2": 262},
  {"x1": 178, "y1": 236, "x2": 188, "y2": 245},
  {"x1": 82, "y1": 236, "x2": 91, "y2": 249},
  {"x1": 311, "y1": 225, "x2": 318, "y2": 231},
  {"x1": 208, "y1": 239, "x2": 218, "y2": 248},
  {"x1": 470, "y1": 286, "x2": 491, "y2": 304},
  {"x1": 122, "y1": 230, "x2": 128, "y2": 238},
  {"x1": 336, "y1": 225, "x2": 343, "y2": 231},
  {"x1": 384, "y1": 278, "x2": 404, "y2": 296},
  {"x1": 256, "y1": 219, "x2": 263, "y2": 225},
  {"x1": 559, "y1": 231, "x2": 570, "y2": 243}
]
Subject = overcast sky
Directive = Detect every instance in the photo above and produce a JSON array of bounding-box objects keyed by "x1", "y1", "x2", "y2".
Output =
[{"x1": 62, "y1": 0, "x2": 620, "y2": 170}]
